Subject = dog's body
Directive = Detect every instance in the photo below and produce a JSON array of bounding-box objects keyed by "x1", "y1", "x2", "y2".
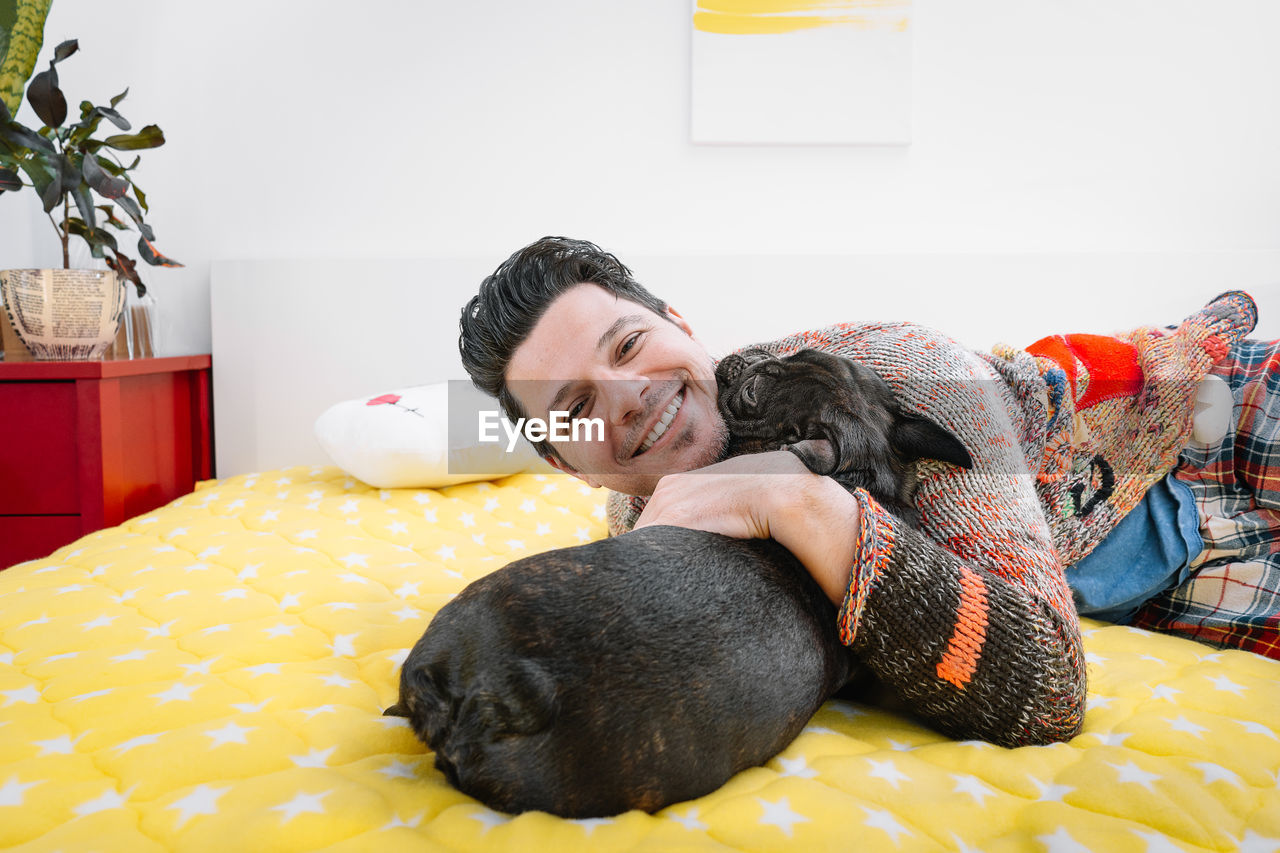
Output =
[
  {"x1": 385, "y1": 527, "x2": 856, "y2": 817},
  {"x1": 386, "y1": 348, "x2": 972, "y2": 817}
]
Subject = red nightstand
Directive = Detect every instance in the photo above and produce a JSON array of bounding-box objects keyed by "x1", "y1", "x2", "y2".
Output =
[{"x1": 0, "y1": 355, "x2": 213, "y2": 569}]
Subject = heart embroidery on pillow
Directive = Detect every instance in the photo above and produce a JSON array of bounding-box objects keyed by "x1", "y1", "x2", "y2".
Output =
[{"x1": 367, "y1": 393, "x2": 424, "y2": 417}]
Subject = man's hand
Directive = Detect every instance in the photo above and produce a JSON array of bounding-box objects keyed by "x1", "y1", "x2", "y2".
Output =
[{"x1": 634, "y1": 450, "x2": 862, "y2": 605}]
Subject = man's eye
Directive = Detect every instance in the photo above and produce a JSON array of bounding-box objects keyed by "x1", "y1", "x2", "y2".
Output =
[
  {"x1": 569, "y1": 399, "x2": 588, "y2": 419},
  {"x1": 619, "y1": 332, "x2": 641, "y2": 358}
]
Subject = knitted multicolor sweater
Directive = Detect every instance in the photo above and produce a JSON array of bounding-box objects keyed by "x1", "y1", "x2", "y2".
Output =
[{"x1": 607, "y1": 291, "x2": 1258, "y2": 748}]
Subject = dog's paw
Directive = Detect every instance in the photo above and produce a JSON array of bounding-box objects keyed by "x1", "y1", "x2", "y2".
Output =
[{"x1": 785, "y1": 438, "x2": 838, "y2": 476}]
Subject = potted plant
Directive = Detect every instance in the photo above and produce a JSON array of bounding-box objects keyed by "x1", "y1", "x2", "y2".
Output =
[{"x1": 0, "y1": 37, "x2": 181, "y2": 360}]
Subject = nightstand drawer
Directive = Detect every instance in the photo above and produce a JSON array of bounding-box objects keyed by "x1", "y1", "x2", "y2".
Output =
[
  {"x1": 0, "y1": 382, "x2": 79, "y2": 514},
  {"x1": 0, "y1": 355, "x2": 212, "y2": 571}
]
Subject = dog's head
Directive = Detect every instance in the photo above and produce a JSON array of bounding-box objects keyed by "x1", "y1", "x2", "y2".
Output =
[
  {"x1": 715, "y1": 347, "x2": 972, "y2": 520},
  {"x1": 383, "y1": 586, "x2": 561, "y2": 812},
  {"x1": 382, "y1": 547, "x2": 709, "y2": 818}
]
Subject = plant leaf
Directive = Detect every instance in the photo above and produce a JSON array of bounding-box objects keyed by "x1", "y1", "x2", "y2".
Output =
[
  {"x1": 138, "y1": 235, "x2": 182, "y2": 268},
  {"x1": 73, "y1": 100, "x2": 131, "y2": 136},
  {"x1": 106, "y1": 250, "x2": 145, "y2": 296},
  {"x1": 68, "y1": 217, "x2": 118, "y2": 256},
  {"x1": 134, "y1": 182, "x2": 147, "y2": 212},
  {"x1": 95, "y1": 203, "x2": 129, "y2": 229},
  {"x1": 109, "y1": 87, "x2": 127, "y2": 108},
  {"x1": 0, "y1": 165, "x2": 19, "y2": 191},
  {"x1": 0, "y1": 111, "x2": 53, "y2": 152},
  {"x1": 55, "y1": 151, "x2": 81, "y2": 193},
  {"x1": 94, "y1": 105, "x2": 130, "y2": 131},
  {"x1": 12, "y1": 147, "x2": 53, "y2": 190},
  {"x1": 95, "y1": 156, "x2": 127, "y2": 177},
  {"x1": 81, "y1": 151, "x2": 129, "y2": 199},
  {"x1": 51, "y1": 38, "x2": 77, "y2": 62},
  {"x1": 115, "y1": 192, "x2": 155, "y2": 240},
  {"x1": 0, "y1": 0, "x2": 54, "y2": 116},
  {"x1": 39, "y1": 170, "x2": 58, "y2": 211},
  {"x1": 68, "y1": 104, "x2": 121, "y2": 146},
  {"x1": 41, "y1": 151, "x2": 81, "y2": 216},
  {"x1": 103, "y1": 123, "x2": 164, "y2": 150},
  {"x1": 0, "y1": 25, "x2": 8, "y2": 93},
  {"x1": 26, "y1": 64, "x2": 65, "y2": 128},
  {"x1": 71, "y1": 178, "x2": 95, "y2": 232}
]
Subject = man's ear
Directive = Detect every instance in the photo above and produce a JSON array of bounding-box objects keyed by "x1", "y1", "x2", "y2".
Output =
[
  {"x1": 543, "y1": 454, "x2": 602, "y2": 489},
  {"x1": 664, "y1": 305, "x2": 696, "y2": 338}
]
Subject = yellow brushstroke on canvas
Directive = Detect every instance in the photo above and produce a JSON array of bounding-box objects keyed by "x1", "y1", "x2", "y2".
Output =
[{"x1": 694, "y1": 0, "x2": 909, "y2": 35}]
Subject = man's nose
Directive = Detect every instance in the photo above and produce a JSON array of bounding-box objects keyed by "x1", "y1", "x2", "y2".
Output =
[{"x1": 601, "y1": 376, "x2": 650, "y2": 426}]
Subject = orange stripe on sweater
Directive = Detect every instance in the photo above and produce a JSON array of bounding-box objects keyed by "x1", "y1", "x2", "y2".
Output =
[{"x1": 936, "y1": 566, "x2": 989, "y2": 690}]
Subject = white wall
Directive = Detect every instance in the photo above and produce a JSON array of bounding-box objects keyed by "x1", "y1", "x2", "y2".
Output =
[
  {"x1": 212, "y1": 253, "x2": 1280, "y2": 476},
  {"x1": 4, "y1": 1, "x2": 1280, "y2": 358}
]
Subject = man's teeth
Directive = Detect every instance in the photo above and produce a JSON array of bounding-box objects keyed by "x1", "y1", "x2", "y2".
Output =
[{"x1": 637, "y1": 391, "x2": 683, "y2": 455}]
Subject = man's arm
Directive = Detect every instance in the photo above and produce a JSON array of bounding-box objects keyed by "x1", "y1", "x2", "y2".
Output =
[
  {"x1": 830, "y1": 486, "x2": 1085, "y2": 747},
  {"x1": 633, "y1": 451, "x2": 860, "y2": 603},
  {"x1": 635, "y1": 453, "x2": 1085, "y2": 748}
]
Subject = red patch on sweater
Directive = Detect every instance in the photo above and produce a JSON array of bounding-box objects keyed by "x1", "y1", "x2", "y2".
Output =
[
  {"x1": 1026, "y1": 334, "x2": 1143, "y2": 410},
  {"x1": 1201, "y1": 336, "x2": 1228, "y2": 361}
]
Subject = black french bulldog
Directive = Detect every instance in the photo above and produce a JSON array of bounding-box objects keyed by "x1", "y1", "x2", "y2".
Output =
[
  {"x1": 385, "y1": 526, "x2": 856, "y2": 818},
  {"x1": 715, "y1": 347, "x2": 973, "y2": 527},
  {"x1": 384, "y1": 348, "x2": 972, "y2": 818}
]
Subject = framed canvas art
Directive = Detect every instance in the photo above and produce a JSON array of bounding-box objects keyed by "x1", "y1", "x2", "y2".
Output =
[{"x1": 691, "y1": 0, "x2": 913, "y2": 145}]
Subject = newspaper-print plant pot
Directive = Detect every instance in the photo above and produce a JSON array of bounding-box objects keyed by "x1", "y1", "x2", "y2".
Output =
[{"x1": 0, "y1": 269, "x2": 125, "y2": 361}]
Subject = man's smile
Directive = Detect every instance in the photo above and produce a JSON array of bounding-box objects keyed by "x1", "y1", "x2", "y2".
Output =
[{"x1": 633, "y1": 386, "x2": 686, "y2": 458}]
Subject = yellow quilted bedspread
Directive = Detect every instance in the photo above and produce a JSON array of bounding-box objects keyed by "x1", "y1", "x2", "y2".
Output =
[{"x1": 2, "y1": 467, "x2": 1279, "y2": 852}]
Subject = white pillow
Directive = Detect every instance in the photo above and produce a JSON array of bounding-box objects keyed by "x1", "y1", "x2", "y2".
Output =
[{"x1": 314, "y1": 382, "x2": 553, "y2": 488}]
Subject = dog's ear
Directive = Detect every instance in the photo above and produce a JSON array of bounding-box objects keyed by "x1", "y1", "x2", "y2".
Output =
[
  {"x1": 463, "y1": 657, "x2": 558, "y2": 739},
  {"x1": 716, "y1": 347, "x2": 776, "y2": 393},
  {"x1": 892, "y1": 415, "x2": 973, "y2": 469},
  {"x1": 391, "y1": 665, "x2": 452, "y2": 746}
]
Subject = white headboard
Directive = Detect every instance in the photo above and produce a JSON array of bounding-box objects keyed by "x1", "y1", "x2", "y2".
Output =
[{"x1": 211, "y1": 253, "x2": 1280, "y2": 478}]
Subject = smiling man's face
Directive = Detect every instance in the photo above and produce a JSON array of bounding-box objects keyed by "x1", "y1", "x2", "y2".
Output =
[{"x1": 505, "y1": 283, "x2": 727, "y2": 496}]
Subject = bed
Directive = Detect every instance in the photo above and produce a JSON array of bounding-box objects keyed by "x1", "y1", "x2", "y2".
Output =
[{"x1": 2, "y1": 465, "x2": 1278, "y2": 851}]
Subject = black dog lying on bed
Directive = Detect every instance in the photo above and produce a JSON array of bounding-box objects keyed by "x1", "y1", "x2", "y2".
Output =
[
  {"x1": 386, "y1": 527, "x2": 852, "y2": 817},
  {"x1": 384, "y1": 348, "x2": 972, "y2": 817}
]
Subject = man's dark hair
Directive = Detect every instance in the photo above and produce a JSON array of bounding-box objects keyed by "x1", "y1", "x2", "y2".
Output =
[{"x1": 459, "y1": 236, "x2": 669, "y2": 462}]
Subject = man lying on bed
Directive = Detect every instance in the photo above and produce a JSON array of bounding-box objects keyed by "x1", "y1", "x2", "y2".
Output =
[{"x1": 457, "y1": 236, "x2": 1272, "y2": 747}]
